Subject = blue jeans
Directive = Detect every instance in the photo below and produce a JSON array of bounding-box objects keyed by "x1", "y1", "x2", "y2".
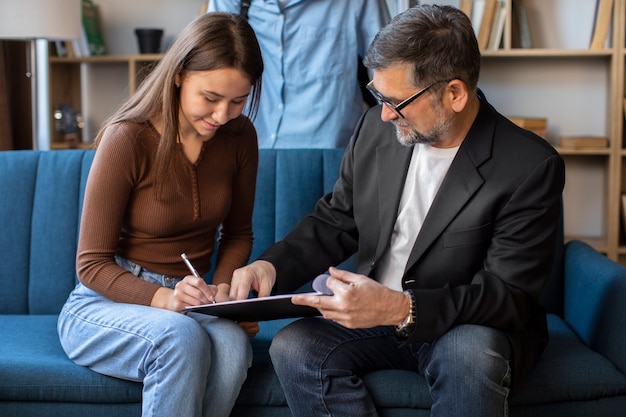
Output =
[
  {"x1": 269, "y1": 317, "x2": 511, "y2": 417},
  {"x1": 57, "y1": 257, "x2": 252, "y2": 417}
]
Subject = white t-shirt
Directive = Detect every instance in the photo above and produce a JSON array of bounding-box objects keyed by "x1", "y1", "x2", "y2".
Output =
[{"x1": 377, "y1": 143, "x2": 459, "y2": 291}]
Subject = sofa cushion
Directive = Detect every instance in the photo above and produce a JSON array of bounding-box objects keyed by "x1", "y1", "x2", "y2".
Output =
[
  {"x1": 0, "y1": 315, "x2": 141, "y2": 403},
  {"x1": 564, "y1": 240, "x2": 626, "y2": 375},
  {"x1": 512, "y1": 314, "x2": 626, "y2": 404},
  {"x1": 0, "y1": 314, "x2": 298, "y2": 406},
  {"x1": 365, "y1": 314, "x2": 626, "y2": 408}
]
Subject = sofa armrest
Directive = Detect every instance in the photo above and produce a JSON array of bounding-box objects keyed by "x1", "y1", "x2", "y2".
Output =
[{"x1": 563, "y1": 240, "x2": 626, "y2": 374}]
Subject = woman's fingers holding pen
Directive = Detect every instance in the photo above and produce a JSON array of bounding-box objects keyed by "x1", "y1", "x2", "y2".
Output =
[
  {"x1": 175, "y1": 276, "x2": 218, "y2": 305},
  {"x1": 152, "y1": 278, "x2": 215, "y2": 312}
]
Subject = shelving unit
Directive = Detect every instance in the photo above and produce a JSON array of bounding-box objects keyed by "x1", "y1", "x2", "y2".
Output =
[
  {"x1": 46, "y1": 0, "x2": 626, "y2": 266},
  {"x1": 456, "y1": 0, "x2": 625, "y2": 265},
  {"x1": 48, "y1": 54, "x2": 162, "y2": 148},
  {"x1": 619, "y1": 0, "x2": 626, "y2": 265}
]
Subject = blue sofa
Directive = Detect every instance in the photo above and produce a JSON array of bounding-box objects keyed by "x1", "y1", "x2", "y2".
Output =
[{"x1": 1, "y1": 149, "x2": 626, "y2": 417}]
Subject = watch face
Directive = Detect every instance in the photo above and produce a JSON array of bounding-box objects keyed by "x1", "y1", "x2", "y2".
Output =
[{"x1": 394, "y1": 323, "x2": 414, "y2": 340}]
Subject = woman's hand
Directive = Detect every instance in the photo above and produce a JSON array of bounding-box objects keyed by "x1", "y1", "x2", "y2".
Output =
[
  {"x1": 151, "y1": 278, "x2": 260, "y2": 336},
  {"x1": 151, "y1": 276, "x2": 218, "y2": 312}
]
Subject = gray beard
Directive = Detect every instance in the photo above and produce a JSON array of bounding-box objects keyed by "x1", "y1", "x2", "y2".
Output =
[
  {"x1": 393, "y1": 123, "x2": 438, "y2": 146},
  {"x1": 393, "y1": 121, "x2": 452, "y2": 147},
  {"x1": 392, "y1": 108, "x2": 454, "y2": 147}
]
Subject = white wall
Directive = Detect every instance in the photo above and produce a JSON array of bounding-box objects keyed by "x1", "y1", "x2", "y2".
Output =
[{"x1": 96, "y1": 0, "x2": 208, "y2": 55}]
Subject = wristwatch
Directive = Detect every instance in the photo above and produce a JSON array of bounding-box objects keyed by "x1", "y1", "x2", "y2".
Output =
[{"x1": 395, "y1": 290, "x2": 416, "y2": 339}]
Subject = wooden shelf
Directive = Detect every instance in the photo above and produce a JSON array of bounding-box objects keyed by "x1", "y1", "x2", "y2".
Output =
[
  {"x1": 555, "y1": 147, "x2": 612, "y2": 156},
  {"x1": 49, "y1": 54, "x2": 164, "y2": 63},
  {"x1": 482, "y1": 48, "x2": 614, "y2": 58},
  {"x1": 50, "y1": 142, "x2": 94, "y2": 150},
  {"x1": 48, "y1": 54, "x2": 162, "y2": 146}
]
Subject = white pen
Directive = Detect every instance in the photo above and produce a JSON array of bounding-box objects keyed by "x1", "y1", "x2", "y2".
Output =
[
  {"x1": 180, "y1": 253, "x2": 216, "y2": 304},
  {"x1": 180, "y1": 252, "x2": 202, "y2": 278}
]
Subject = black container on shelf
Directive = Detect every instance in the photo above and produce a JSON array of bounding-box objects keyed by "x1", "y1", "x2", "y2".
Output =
[{"x1": 135, "y1": 28, "x2": 164, "y2": 54}]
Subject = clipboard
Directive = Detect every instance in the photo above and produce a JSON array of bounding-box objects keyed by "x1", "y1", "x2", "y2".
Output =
[
  {"x1": 184, "y1": 293, "x2": 321, "y2": 322},
  {"x1": 184, "y1": 274, "x2": 332, "y2": 322}
]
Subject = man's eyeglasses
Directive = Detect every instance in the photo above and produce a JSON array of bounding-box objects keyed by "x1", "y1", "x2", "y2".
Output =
[{"x1": 366, "y1": 79, "x2": 449, "y2": 119}]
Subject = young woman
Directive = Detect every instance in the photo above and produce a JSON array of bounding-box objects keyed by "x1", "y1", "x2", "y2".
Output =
[{"x1": 58, "y1": 12, "x2": 263, "y2": 417}]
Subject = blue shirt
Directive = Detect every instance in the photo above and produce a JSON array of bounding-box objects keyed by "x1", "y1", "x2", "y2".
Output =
[{"x1": 209, "y1": 0, "x2": 390, "y2": 148}]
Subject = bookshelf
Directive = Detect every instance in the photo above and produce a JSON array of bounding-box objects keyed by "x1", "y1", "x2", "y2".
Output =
[
  {"x1": 418, "y1": 0, "x2": 624, "y2": 265},
  {"x1": 46, "y1": 0, "x2": 626, "y2": 266},
  {"x1": 45, "y1": 0, "x2": 203, "y2": 147},
  {"x1": 48, "y1": 54, "x2": 162, "y2": 148}
]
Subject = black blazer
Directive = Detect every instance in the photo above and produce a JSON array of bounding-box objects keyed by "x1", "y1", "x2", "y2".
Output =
[{"x1": 261, "y1": 94, "x2": 566, "y2": 388}]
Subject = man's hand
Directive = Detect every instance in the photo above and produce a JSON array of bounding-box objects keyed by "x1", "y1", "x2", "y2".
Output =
[
  {"x1": 291, "y1": 266, "x2": 409, "y2": 329},
  {"x1": 215, "y1": 282, "x2": 260, "y2": 337},
  {"x1": 230, "y1": 260, "x2": 276, "y2": 300}
]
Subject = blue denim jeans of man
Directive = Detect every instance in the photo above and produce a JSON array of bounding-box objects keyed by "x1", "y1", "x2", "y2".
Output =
[
  {"x1": 57, "y1": 257, "x2": 252, "y2": 417},
  {"x1": 270, "y1": 317, "x2": 511, "y2": 417}
]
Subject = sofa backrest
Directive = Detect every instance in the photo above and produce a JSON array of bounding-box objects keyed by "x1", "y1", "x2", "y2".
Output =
[
  {"x1": 247, "y1": 149, "x2": 345, "y2": 263},
  {"x1": 0, "y1": 149, "x2": 344, "y2": 315},
  {"x1": 0, "y1": 148, "x2": 563, "y2": 316},
  {"x1": 0, "y1": 151, "x2": 93, "y2": 315}
]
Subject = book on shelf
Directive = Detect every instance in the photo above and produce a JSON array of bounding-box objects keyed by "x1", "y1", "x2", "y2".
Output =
[
  {"x1": 469, "y1": 0, "x2": 483, "y2": 34},
  {"x1": 70, "y1": 39, "x2": 85, "y2": 57},
  {"x1": 464, "y1": 0, "x2": 500, "y2": 50},
  {"x1": 511, "y1": 0, "x2": 533, "y2": 48},
  {"x1": 589, "y1": 0, "x2": 614, "y2": 50},
  {"x1": 81, "y1": 0, "x2": 107, "y2": 56},
  {"x1": 558, "y1": 135, "x2": 609, "y2": 148},
  {"x1": 64, "y1": 41, "x2": 76, "y2": 58},
  {"x1": 477, "y1": 0, "x2": 498, "y2": 49},
  {"x1": 507, "y1": 116, "x2": 547, "y2": 138},
  {"x1": 508, "y1": 116, "x2": 547, "y2": 129},
  {"x1": 53, "y1": 41, "x2": 67, "y2": 58},
  {"x1": 459, "y1": 0, "x2": 473, "y2": 18},
  {"x1": 487, "y1": 1, "x2": 506, "y2": 50},
  {"x1": 77, "y1": 26, "x2": 91, "y2": 57},
  {"x1": 622, "y1": 194, "x2": 626, "y2": 237}
]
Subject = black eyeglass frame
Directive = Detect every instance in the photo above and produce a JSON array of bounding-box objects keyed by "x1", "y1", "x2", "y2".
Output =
[{"x1": 366, "y1": 79, "x2": 450, "y2": 118}]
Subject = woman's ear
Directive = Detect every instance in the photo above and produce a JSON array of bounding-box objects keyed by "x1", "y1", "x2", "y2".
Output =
[{"x1": 447, "y1": 79, "x2": 469, "y2": 113}]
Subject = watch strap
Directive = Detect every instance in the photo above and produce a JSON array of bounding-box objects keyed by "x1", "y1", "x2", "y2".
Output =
[{"x1": 395, "y1": 290, "x2": 416, "y2": 339}]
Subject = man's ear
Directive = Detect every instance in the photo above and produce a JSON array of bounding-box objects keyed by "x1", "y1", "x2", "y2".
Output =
[{"x1": 447, "y1": 79, "x2": 469, "y2": 113}]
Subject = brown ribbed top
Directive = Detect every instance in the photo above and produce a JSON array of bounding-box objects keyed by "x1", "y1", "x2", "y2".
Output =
[{"x1": 76, "y1": 118, "x2": 258, "y2": 305}]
